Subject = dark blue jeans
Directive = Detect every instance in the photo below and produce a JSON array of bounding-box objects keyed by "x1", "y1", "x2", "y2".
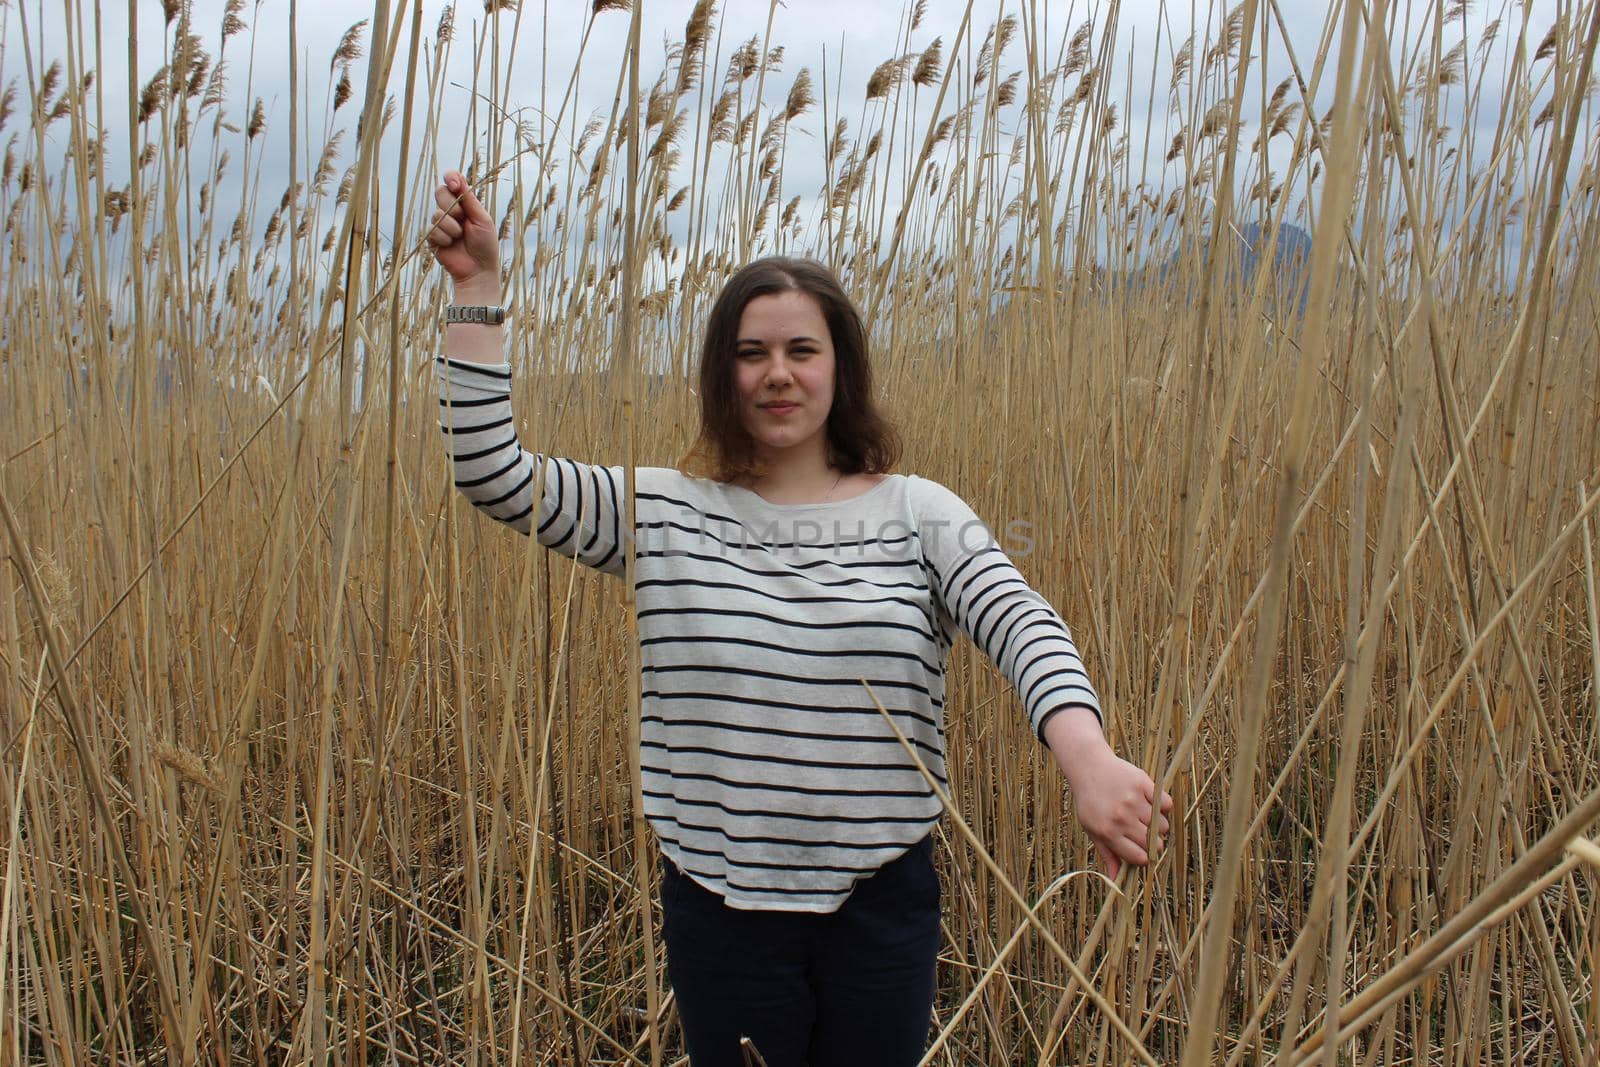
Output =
[{"x1": 659, "y1": 838, "x2": 941, "y2": 1067}]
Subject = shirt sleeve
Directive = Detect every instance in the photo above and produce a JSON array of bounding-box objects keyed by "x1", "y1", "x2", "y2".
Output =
[
  {"x1": 435, "y1": 357, "x2": 626, "y2": 577},
  {"x1": 909, "y1": 476, "x2": 1102, "y2": 741}
]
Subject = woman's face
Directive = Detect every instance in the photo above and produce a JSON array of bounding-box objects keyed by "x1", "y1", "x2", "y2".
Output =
[{"x1": 733, "y1": 289, "x2": 836, "y2": 465}]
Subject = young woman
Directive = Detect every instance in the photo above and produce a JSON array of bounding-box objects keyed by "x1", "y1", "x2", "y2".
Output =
[{"x1": 428, "y1": 170, "x2": 1172, "y2": 1067}]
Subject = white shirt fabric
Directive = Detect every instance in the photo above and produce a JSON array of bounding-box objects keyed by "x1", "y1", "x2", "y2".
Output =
[{"x1": 438, "y1": 356, "x2": 1103, "y2": 912}]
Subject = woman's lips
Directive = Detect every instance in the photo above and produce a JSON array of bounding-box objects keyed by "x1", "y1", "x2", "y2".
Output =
[{"x1": 760, "y1": 402, "x2": 799, "y2": 415}]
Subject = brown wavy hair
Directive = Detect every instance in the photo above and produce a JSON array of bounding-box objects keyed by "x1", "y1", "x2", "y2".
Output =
[{"x1": 679, "y1": 257, "x2": 901, "y2": 482}]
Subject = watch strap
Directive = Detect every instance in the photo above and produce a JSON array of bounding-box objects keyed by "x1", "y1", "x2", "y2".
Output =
[{"x1": 445, "y1": 304, "x2": 506, "y2": 325}]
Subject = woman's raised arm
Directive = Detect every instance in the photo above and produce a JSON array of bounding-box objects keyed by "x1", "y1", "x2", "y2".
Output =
[
  {"x1": 429, "y1": 171, "x2": 627, "y2": 576},
  {"x1": 429, "y1": 171, "x2": 504, "y2": 363}
]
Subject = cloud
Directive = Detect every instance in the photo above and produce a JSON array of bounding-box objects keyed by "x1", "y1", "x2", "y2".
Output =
[{"x1": 3, "y1": 0, "x2": 1570, "y2": 293}]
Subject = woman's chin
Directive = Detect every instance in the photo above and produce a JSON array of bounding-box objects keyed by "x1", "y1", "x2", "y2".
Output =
[
  {"x1": 757, "y1": 433, "x2": 822, "y2": 457},
  {"x1": 747, "y1": 426, "x2": 814, "y2": 453}
]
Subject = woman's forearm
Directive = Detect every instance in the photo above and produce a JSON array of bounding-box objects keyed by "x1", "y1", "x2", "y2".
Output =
[
  {"x1": 445, "y1": 274, "x2": 505, "y2": 365},
  {"x1": 1042, "y1": 705, "x2": 1114, "y2": 791}
]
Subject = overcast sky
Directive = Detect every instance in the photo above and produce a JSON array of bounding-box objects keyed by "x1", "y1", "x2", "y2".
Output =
[{"x1": 3, "y1": 0, "x2": 1570, "y2": 277}]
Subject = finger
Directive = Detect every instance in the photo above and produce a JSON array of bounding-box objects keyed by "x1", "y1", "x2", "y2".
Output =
[
  {"x1": 1095, "y1": 841, "x2": 1122, "y2": 880},
  {"x1": 435, "y1": 182, "x2": 465, "y2": 217},
  {"x1": 1158, "y1": 814, "x2": 1170, "y2": 836},
  {"x1": 433, "y1": 179, "x2": 477, "y2": 226},
  {"x1": 1115, "y1": 837, "x2": 1151, "y2": 867},
  {"x1": 1161, "y1": 791, "x2": 1175, "y2": 815},
  {"x1": 443, "y1": 171, "x2": 493, "y2": 227},
  {"x1": 430, "y1": 212, "x2": 462, "y2": 242}
]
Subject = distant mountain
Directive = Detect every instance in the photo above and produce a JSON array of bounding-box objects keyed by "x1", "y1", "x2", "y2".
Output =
[
  {"x1": 1236, "y1": 220, "x2": 1312, "y2": 292},
  {"x1": 1158, "y1": 219, "x2": 1313, "y2": 306}
]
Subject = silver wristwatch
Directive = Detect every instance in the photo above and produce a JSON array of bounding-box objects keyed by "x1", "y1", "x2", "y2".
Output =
[{"x1": 445, "y1": 304, "x2": 506, "y2": 325}]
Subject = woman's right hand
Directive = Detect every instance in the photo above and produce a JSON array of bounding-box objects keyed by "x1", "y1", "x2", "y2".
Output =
[{"x1": 428, "y1": 170, "x2": 500, "y2": 293}]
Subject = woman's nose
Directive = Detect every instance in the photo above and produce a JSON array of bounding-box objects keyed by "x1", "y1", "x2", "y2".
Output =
[{"x1": 764, "y1": 356, "x2": 793, "y2": 386}]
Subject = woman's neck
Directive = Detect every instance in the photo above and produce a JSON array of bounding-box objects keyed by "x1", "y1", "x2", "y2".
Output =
[{"x1": 742, "y1": 444, "x2": 839, "y2": 502}]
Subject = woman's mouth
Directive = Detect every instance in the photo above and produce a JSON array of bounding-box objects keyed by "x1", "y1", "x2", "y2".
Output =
[{"x1": 760, "y1": 402, "x2": 799, "y2": 415}]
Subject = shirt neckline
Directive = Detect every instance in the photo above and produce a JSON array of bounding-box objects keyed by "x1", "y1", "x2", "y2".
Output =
[{"x1": 721, "y1": 473, "x2": 900, "y2": 511}]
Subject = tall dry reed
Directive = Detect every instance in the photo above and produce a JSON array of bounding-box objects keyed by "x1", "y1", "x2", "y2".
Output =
[{"x1": 1, "y1": 0, "x2": 1598, "y2": 1062}]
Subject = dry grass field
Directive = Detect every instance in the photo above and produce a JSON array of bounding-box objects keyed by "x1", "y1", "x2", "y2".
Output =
[{"x1": 2, "y1": 0, "x2": 1599, "y2": 1062}]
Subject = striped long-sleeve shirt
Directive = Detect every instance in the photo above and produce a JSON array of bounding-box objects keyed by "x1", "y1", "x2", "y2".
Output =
[{"x1": 438, "y1": 357, "x2": 1103, "y2": 912}]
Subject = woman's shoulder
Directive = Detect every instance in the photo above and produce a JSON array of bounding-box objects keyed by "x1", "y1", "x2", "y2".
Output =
[
  {"x1": 900, "y1": 473, "x2": 977, "y2": 518},
  {"x1": 634, "y1": 466, "x2": 713, "y2": 496},
  {"x1": 633, "y1": 467, "x2": 757, "y2": 514}
]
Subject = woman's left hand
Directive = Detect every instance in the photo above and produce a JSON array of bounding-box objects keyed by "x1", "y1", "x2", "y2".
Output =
[{"x1": 1043, "y1": 709, "x2": 1175, "y2": 878}]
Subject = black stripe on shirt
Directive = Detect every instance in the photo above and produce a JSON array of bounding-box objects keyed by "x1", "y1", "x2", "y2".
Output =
[
  {"x1": 640, "y1": 634, "x2": 937, "y2": 674},
  {"x1": 641, "y1": 662, "x2": 929, "y2": 696},
  {"x1": 1028, "y1": 680, "x2": 1099, "y2": 712},
  {"x1": 644, "y1": 789, "x2": 933, "y2": 825},
  {"x1": 452, "y1": 436, "x2": 518, "y2": 463},
  {"x1": 659, "y1": 835, "x2": 914, "y2": 876},
  {"x1": 1021, "y1": 665, "x2": 1091, "y2": 711},
  {"x1": 481, "y1": 467, "x2": 533, "y2": 509},
  {"x1": 637, "y1": 605, "x2": 935, "y2": 643},
  {"x1": 937, "y1": 548, "x2": 985, "y2": 605},
  {"x1": 641, "y1": 739, "x2": 925, "y2": 774},
  {"x1": 636, "y1": 492, "x2": 920, "y2": 551},
  {"x1": 653, "y1": 811, "x2": 925, "y2": 851},
  {"x1": 973, "y1": 593, "x2": 1038, "y2": 655},
  {"x1": 641, "y1": 714, "x2": 942, "y2": 759},
  {"x1": 541, "y1": 462, "x2": 579, "y2": 549},
  {"x1": 636, "y1": 516, "x2": 919, "y2": 559},
  {"x1": 641, "y1": 765, "x2": 939, "y2": 800},
  {"x1": 960, "y1": 571, "x2": 1028, "y2": 633},
  {"x1": 436, "y1": 356, "x2": 512, "y2": 380},
  {"x1": 998, "y1": 610, "x2": 1058, "y2": 658},
  {"x1": 579, "y1": 465, "x2": 608, "y2": 555},
  {"x1": 635, "y1": 577, "x2": 930, "y2": 617},
  {"x1": 636, "y1": 548, "x2": 926, "y2": 592},
  {"x1": 635, "y1": 532, "x2": 924, "y2": 573},
  {"x1": 439, "y1": 414, "x2": 513, "y2": 435},
  {"x1": 593, "y1": 467, "x2": 622, "y2": 571},
  {"x1": 641, "y1": 689, "x2": 942, "y2": 729},
  {"x1": 455, "y1": 453, "x2": 522, "y2": 489}
]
